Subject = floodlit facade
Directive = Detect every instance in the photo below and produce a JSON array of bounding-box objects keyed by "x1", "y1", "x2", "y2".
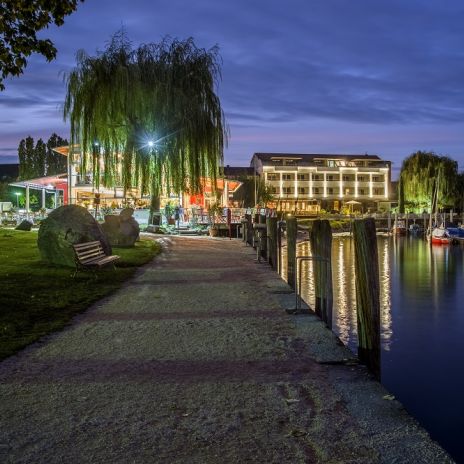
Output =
[
  {"x1": 54, "y1": 146, "x2": 241, "y2": 210},
  {"x1": 252, "y1": 152, "x2": 391, "y2": 213}
]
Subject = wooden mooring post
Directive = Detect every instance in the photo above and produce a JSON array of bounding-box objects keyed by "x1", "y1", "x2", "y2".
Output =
[
  {"x1": 286, "y1": 217, "x2": 297, "y2": 289},
  {"x1": 259, "y1": 214, "x2": 267, "y2": 259},
  {"x1": 353, "y1": 218, "x2": 381, "y2": 380},
  {"x1": 245, "y1": 214, "x2": 253, "y2": 246},
  {"x1": 266, "y1": 217, "x2": 278, "y2": 269},
  {"x1": 310, "y1": 219, "x2": 333, "y2": 329}
]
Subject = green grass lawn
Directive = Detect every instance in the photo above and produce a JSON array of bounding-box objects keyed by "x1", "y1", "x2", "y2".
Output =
[{"x1": 0, "y1": 229, "x2": 161, "y2": 360}]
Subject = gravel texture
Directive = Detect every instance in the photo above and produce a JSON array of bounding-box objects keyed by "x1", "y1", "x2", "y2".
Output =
[{"x1": 0, "y1": 236, "x2": 454, "y2": 463}]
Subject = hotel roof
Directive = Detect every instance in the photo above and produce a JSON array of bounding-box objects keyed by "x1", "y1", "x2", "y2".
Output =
[{"x1": 253, "y1": 152, "x2": 382, "y2": 161}]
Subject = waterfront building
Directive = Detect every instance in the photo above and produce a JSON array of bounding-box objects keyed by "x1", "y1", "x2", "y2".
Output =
[
  {"x1": 50, "y1": 146, "x2": 242, "y2": 211},
  {"x1": 251, "y1": 152, "x2": 392, "y2": 214}
]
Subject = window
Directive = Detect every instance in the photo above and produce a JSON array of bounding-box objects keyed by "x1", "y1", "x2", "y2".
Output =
[
  {"x1": 313, "y1": 188, "x2": 320, "y2": 194},
  {"x1": 267, "y1": 173, "x2": 280, "y2": 181},
  {"x1": 297, "y1": 173, "x2": 308, "y2": 181},
  {"x1": 359, "y1": 188, "x2": 365, "y2": 195},
  {"x1": 282, "y1": 173, "x2": 294, "y2": 181},
  {"x1": 342, "y1": 175, "x2": 352, "y2": 181},
  {"x1": 373, "y1": 176, "x2": 382, "y2": 182},
  {"x1": 283, "y1": 159, "x2": 296, "y2": 166},
  {"x1": 327, "y1": 160, "x2": 336, "y2": 167},
  {"x1": 270, "y1": 186, "x2": 279, "y2": 194},
  {"x1": 328, "y1": 187, "x2": 334, "y2": 195},
  {"x1": 298, "y1": 187, "x2": 307, "y2": 194},
  {"x1": 358, "y1": 176, "x2": 365, "y2": 182},
  {"x1": 313, "y1": 174, "x2": 320, "y2": 181},
  {"x1": 282, "y1": 186, "x2": 293, "y2": 194},
  {"x1": 374, "y1": 188, "x2": 383, "y2": 195}
]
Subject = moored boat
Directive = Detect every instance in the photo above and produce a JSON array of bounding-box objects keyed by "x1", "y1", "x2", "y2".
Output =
[
  {"x1": 428, "y1": 226, "x2": 452, "y2": 245},
  {"x1": 409, "y1": 223, "x2": 424, "y2": 236},
  {"x1": 393, "y1": 220, "x2": 407, "y2": 235}
]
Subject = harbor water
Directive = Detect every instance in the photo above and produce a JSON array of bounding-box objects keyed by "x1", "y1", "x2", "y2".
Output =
[{"x1": 284, "y1": 236, "x2": 464, "y2": 462}]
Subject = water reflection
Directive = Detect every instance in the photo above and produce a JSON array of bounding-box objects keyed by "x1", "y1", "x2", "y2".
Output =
[
  {"x1": 282, "y1": 236, "x2": 464, "y2": 462},
  {"x1": 282, "y1": 237, "x2": 392, "y2": 351}
]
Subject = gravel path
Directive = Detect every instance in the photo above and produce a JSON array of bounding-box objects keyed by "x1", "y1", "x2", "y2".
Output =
[{"x1": 0, "y1": 237, "x2": 454, "y2": 463}]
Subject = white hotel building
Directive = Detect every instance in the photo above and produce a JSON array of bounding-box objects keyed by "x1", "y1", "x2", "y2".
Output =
[{"x1": 252, "y1": 153, "x2": 392, "y2": 213}]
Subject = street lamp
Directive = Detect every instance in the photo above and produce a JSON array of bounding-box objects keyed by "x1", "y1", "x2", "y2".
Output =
[{"x1": 15, "y1": 192, "x2": 21, "y2": 208}]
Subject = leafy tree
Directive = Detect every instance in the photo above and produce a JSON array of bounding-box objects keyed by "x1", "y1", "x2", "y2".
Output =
[
  {"x1": 232, "y1": 176, "x2": 255, "y2": 207},
  {"x1": 455, "y1": 173, "x2": 464, "y2": 213},
  {"x1": 257, "y1": 180, "x2": 274, "y2": 207},
  {"x1": 63, "y1": 31, "x2": 227, "y2": 224},
  {"x1": 0, "y1": 0, "x2": 83, "y2": 90},
  {"x1": 399, "y1": 151, "x2": 458, "y2": 212},
  {"x1": 24, "y1": 135, "x2": 35, "y2": 179},
  {"x1": 46, "y1": 133, "x2": 68, "y2": 175},
  {"x1": 18, "y1": 138, "x2": 27, "y2": 180},
  {"x1": 35, "y1": 138, "x2": 47, "y2": 177}
]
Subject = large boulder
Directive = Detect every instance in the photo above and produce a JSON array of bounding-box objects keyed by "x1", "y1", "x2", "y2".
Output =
[
  {"x1": 101, "y1": 208, "x2": 139, "y2": 247},
  {"x1": 38, "y1": 205, "x2": 111, "y2": 267},
  {"x1": 15, "y1": 220, "x2": 33, "y2": 231}
]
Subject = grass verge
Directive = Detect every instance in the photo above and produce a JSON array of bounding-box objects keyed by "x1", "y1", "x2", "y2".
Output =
[{"x1": 0, "y1": 230, "x2": 161, "y2": 360}]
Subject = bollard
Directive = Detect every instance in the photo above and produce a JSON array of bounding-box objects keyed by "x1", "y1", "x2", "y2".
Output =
[
  {"x1": 353, "y1": 218, "x2": 381, "y2": 380},
  {"x1": 286, "y1": 217, "x2": 297, "y2": 289},
  {"x1": 310, "y1": 219, "x2": 333, "y2": 329},
  {"x1": 259, "y1": 214, "x2": 267, "y2": 258},
  {"x1": 241, "y1": 219, "x2": 247, "y2": 242},
  {"x1": 245, "y1": 214, "x2": 253, "y2": 246},
  {"x1": 266, "y1": 217, "x2": 278, "y2": 269},
  {"x1": 277, "y1": 220, "x2": 283, "y2": 274}
]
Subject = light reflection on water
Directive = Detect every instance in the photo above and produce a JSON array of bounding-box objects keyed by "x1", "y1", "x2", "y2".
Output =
[
  {"x1": 281, "y1": 237, "x2": 464, "y2": 462},
  {"x1": 281, "y1": 237, "x2": 393, "y2": 351}
]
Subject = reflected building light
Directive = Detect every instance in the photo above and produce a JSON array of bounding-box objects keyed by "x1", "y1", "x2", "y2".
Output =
[
  {"x1": 323, "y1": 172, "x2": 327, "y2": 198},
  {"x1": 335, "y1": 239, "x2": 350, "y2": 345},
  {"x1": 369, "y1": 172, "x2": 373, "y2": 198},
  {"x1": 380, "y1": 238, "x2": 392, "y2": 351}
]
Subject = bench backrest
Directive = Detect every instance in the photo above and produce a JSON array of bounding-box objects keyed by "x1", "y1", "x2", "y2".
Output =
[{"x1": 73, "y1": 241, "x2": 107, "y2": 264}]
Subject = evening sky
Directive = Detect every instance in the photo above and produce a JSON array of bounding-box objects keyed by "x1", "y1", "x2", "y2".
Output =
[{"x1": 0, "y1": 0, "x2": 463, "y2": 176}]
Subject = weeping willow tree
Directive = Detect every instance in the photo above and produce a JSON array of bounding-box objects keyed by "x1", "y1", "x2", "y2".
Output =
[
  {"x1": 63, "y1": 30, "x2": 227, "y2": 222},
  {"x1": 398, "y1": 151, "x2": 458, "y2": 213}
]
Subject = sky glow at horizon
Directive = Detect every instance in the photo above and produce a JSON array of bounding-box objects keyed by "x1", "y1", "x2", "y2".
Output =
[{"x1": 0, "y1": 0, "x2": 463, "y2": 177}]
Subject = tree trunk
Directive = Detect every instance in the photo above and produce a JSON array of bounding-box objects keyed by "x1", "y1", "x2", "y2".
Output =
[{"x1": 149, "y1": 195, "x2": 161, "y2": 225}]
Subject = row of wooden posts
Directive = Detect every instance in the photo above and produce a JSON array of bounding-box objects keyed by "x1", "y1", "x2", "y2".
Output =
[{"x1": 241, "y1": 214, "x2": 381, "y2": 380}]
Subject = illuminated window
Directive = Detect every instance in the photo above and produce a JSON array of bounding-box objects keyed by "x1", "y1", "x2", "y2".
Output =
[{"x1": 267, "y1": 173, "x2": 280, "y2": 181}]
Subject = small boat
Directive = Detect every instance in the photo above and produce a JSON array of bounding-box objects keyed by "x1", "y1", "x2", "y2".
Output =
[
  {"x1": 393, "y1": 220, "x2": 407, "y2": 235},
  {"x1": 446, "y1": 227, "x2": 464, "y2": 239},
  {"x1": 428, "y1": 226, "x2": 452, "y2": 245},
  {"x1": 409, "y1": 223, "x2": 423, "y2": 236}
]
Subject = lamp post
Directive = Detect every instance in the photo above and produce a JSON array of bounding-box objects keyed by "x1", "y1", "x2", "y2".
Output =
[{"x1": 15, "y1": 192, "x2": 21, "y2": 208}]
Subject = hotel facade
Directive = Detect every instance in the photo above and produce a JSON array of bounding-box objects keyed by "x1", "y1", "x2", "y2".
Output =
[{"x1": 252, "y1": 153, "x2": 391, "y2": 213}]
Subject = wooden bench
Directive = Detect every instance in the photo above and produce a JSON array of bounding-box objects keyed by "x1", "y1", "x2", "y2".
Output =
[{"x1": 72, "y1": 241, "x2": 120, "y2": 277}]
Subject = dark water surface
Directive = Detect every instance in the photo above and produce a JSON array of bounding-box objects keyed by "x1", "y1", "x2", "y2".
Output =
[{"x1": 288, "y1": 237, "x2": 464, "y2": 462}]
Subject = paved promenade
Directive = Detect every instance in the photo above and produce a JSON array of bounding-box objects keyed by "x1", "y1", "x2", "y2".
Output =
[{"x1": 0, "y1": 237, "x2": 453, "y2": 463}]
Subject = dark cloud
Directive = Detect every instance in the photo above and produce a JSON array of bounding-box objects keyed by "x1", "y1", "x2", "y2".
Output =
[{"x1": 1, "y1": 0, "x2": 463, "y2": 170}]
